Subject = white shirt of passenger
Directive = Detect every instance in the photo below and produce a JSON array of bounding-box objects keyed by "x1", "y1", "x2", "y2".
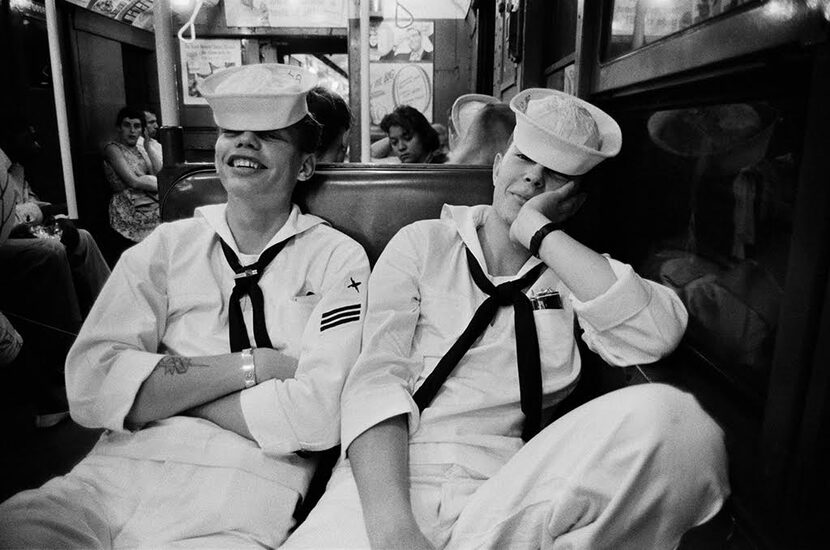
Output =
[
  {"x1": 66, "y1": 203, "x2": 370, "y2": 494},
  {"x1": 341, "y1": 204, "x2": 688, "y2": 477}
]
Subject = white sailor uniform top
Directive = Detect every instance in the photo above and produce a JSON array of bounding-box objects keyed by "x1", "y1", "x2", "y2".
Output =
[
  {"x1": 66, "y1": 203, "x2": 370, "y2": 495},
  {"x1": 340, "y1": 204, "x2": 688, "y2": 478}
]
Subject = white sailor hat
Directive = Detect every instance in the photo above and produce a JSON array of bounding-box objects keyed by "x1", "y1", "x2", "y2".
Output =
[
  {"x1": 510, "y1": 88, "x2": 622, "y2": 176},
  {"x1": 451, "y1": 93, "x2": 500, "y2": 143},
  {"x1": 199, "y1": 64, "x2": 318, "y2": 131}
]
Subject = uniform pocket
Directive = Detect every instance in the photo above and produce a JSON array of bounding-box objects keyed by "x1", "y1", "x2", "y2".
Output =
[
  {"x1": 534, "y1": 307, "x2": 575, "y2": 367},
  {"x1": 291, "y1": 293, "x2": 322, "y2": 306},
  {"x1": 279, "y1": 295, "x2": 322, "y2": 351}
]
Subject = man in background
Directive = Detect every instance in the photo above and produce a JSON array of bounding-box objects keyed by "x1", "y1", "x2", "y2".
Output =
[{"x1": 139, "y1": 107, "x2": 163, "y2": 173}]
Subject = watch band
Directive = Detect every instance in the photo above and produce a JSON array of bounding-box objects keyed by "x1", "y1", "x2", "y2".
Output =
[
  {"x1": 528, "y1": 222, "x2": 562, "y2": 258},
  {"x1": 240, "y1": 348, "x2": 256, "y2": 389}
]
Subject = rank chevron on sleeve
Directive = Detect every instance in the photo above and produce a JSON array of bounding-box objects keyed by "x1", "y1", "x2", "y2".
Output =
[{"x1": 320, "y1": 304, "x2": 361, "y2": 332}]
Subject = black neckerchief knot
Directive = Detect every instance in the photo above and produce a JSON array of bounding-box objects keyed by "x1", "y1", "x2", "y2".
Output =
[
  {"x1": 413, "y1": 248, "x2": 547, "y2": 441},
  {"x1": 220, "y1": 237, "x2": 289, "y2": 352}
]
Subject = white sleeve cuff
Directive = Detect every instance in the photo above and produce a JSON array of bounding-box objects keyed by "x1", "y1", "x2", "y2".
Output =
[
  {"x1": 240, "y1": 379, "x2": 299, "y2": 455},
  {"x1": 570, "y1": 259, "x2": 652, "y2": 332},
  {"x1": 510, "y1": 208, "x2": 551, "y2": 250},
  {"x1": 90, "y1": 349, "x2": 165, "y2": 431},
  {"x1": 340, "y1": 385, "x2": 419, "y2": 458}
]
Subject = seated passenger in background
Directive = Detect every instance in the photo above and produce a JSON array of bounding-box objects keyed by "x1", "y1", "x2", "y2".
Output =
[
  {"x1": 0, "y1": 312, "x2": 22, "y2": 367},
  {"x1": 0, "y1": 120, "x2": 110, "y2": 313},
  {"x1": 0, "y1": 118, "x2": 110, "y2": 428},
  {"x1": 371, "y1": 121, "x2": 448, "y2": 164},
  {"x1": 447, "y1": 101, "x2": 516, "y2": 166},
  {"x1": 380, "y1": 105, "x2": 447, "y2": 164},
  {"x1": 103, "y1": 106, "x2": 160, "y2": 243},
  {"x1": 307, "y1": 86, "x2": 351, "y2": 163},
  {"x1": 138, "y1": 107, "x2": 163, "y2": 173},
  {"x1": 0, "y1": 64, "x2": 370, "y2": 549},
  {"x1": 285, "y1": 89, "x2": 728, "y2": 549},
  {"x1": 1, "y1": 158, "x2": 22, "y2": 369}
]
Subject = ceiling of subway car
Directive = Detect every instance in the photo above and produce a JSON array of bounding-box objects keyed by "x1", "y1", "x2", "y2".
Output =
[{"x1": 23, "y1": 0, "x2": 474, "y2": 33}]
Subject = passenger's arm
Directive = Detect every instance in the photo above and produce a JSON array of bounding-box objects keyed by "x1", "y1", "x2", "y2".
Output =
[
  {"x1": 349, "y1": 416, "x2": 434, "y2": 550},
  {"x1": 103, "y1": 143, "x2": 158, "y2": 192},
  {"x1": 236, "y1": 239, "x2": 371, "y2": 454},
  {"x1": 512, "y1": 182, "x2": 688, "y2": 364},
  {"x1": 125, "y1": 347, "x2": 297, "y2": 427},
  {"x1": 511, "y1": 181, "x2": 616, "y2": 301},
  {"x1": 568, "y1": 258, "x2": 689, "y2": 365},
  {"x1": 67, "y1": 226, "x2": 303, "y2": 432},
  {"x1": 339, "y1": 227, "x2": 431, "y2": 544},
  {"x1": 184, "y1": 391, "x2": 251, "y2": 439},
  {"x1": 371, "y1": 136, "x2": 392, "y2": 159}
]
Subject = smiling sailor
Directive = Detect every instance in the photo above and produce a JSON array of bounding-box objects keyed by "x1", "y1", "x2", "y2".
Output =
[
  {"x1": 0, "y1": 64, "x2": 370, "y2": 549},
  {"x1": 285, "y1": 89, "x2": 729, "y2": 549}
]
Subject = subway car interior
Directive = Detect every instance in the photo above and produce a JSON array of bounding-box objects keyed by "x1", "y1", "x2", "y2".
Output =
[{"x1": 1, "y1": 0, "x2": 829, "y2": 548}]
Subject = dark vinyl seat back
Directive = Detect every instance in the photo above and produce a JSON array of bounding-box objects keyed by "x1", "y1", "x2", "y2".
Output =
[{"x1": 160, "y1": 164, "x2": 495, "y2": 264}]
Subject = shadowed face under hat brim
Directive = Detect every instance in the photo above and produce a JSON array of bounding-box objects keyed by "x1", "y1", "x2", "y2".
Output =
[{"x1": 510, "y1": 88, "x2": 622, "y2": 176}]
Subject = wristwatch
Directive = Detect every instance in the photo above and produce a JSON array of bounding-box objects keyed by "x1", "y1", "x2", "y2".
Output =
[
  {"x1": 240, "y1": 348, "x2": 256, "y2": 389},
  {"x1": 528, "y1": 222, "x2": 562, "y2": 258}
]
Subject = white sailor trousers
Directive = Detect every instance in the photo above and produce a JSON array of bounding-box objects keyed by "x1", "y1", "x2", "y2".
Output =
[
  {"x1": 284, "y1": 383, "x2": 729, "y2": 550},
  {"x1": 0, "y1": 455, "x2": 300, "y2": 549}
]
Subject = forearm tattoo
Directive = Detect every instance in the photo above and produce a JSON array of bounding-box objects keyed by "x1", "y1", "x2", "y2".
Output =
[{"x1": 157, "y1": 355, "x2": 208, "y2": 375}]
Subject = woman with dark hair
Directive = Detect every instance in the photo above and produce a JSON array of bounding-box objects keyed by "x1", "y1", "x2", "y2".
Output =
[
  {"x1": 379, "y1": 105, "x2": 447, "y2": 164},
  {"x1": 102, "y1": 106, "x2": 159, "y2": 243}
]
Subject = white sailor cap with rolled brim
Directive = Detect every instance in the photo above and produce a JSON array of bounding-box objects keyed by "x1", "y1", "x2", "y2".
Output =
[
  {"x1": 510, "y1": 88, "x2": 622, "y2": 176},
  {"x1": 451, "y1": 93, "x2": 500, "y2": 140},
  {"x1": 198, "y1": 64, "x2": 318, "y2": 131}
]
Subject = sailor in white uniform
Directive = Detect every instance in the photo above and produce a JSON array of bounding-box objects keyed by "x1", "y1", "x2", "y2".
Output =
[
  {"x1": 285, "y1": 89, "x2": 729, "y2": 549},
  {"x1": 0, "y1": 64, "x2": 370, "y2": 549}
]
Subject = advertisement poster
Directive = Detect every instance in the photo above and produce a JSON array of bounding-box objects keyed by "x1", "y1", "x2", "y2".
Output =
[
  {"x1": 369, "y1": 62, "x2": 433, "y2": 124},
  {"x1": 371, "y1": 0, "x2": 471, "y2": 21},
  {"x1": 368, "y1": 21, "x2": 433, "y2": 123},
  {"x1": 64, "y1": 0, "x2": 154, "y2": 29},
  {"x1": 224, "y1": 0, "x2": 347, "y2": 28},
  {"x1": 179, "y1": 39, "x2": 243, "y2": 106},
  {"x1": 370, "y1": 20, "x2": 434, "y2": 63}
]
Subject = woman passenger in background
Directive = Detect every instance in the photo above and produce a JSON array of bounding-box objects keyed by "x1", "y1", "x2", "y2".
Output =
[
  {"x1": 102, "y1": 106, "x2": 160, "y2": 243},
  {"x1": 380, "y1": 105, "x2": 447, "y2": 164}
]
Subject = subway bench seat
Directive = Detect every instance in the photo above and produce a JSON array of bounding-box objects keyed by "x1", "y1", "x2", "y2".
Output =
[{"x1": 160, "y1": 163, "x2": 494, "y2": 265}]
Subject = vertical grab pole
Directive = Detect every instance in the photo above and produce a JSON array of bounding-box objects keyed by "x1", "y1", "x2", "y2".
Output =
[
  {"x1": 360, "y1": 0, "x2": 370, "y2": 162},
  {"x1": 155, "y1": 0, "x2": 180, "y2": 127},
  {"x1": 45, "y1": 0, "x2": 78, "y2": 219}
]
